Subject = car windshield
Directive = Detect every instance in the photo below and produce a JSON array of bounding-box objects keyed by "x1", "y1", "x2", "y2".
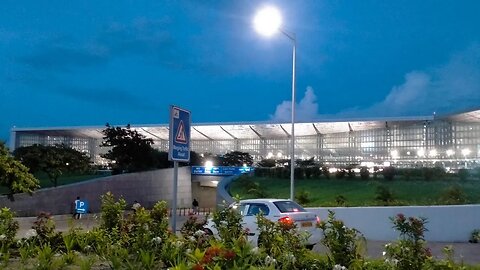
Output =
[
  {"x1": 273, "y1": 201, "x2": 307, "y2": 213},
  {"x1": 231, "y1": 203, "x2": 248, "y2": 216}
]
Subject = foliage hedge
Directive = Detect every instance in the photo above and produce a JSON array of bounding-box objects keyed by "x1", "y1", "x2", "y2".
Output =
[{"x1": 1, "y1": 194, "x2": 479, "y2": 269}]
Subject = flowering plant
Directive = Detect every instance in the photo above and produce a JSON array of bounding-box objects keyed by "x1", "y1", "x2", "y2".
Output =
[{"x1": 384, "y1": 213, "x2": 431, "y2": 270}]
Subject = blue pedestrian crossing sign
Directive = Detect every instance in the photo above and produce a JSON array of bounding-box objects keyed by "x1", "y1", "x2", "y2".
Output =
[{"x1": 169, "y1": 105, "x2": 191, "y2": 162}]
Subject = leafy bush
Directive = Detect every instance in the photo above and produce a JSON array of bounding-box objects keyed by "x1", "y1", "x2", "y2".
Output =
[
  {"x1": 322, "y1": 166, "x2": 331, "y2": 179},
  {"x1": 31, "y1": 212, "x2": 62, "y2": 248},
  {"x1": 335, "y1": 195, "x2": 347, "y2": 206},
  {"x1": 422, "y1": 167, "x2": 446, "y2": 181},
  {"x1": 382, "y1": 166, "x2": 395, "y2": 180},
  {"x1": 384, "y1": 214, "x2": 430, "y2": 270},
  {"x1": 470, "y1": 229, "x2": 480, "y2": 243},
  {"x1": 347, "y1": 168, "x2": 355, "y2": 179},
  {"x1": 100, "y1": 191, "x2": 127, "y2": 233},
  {"x1": 458, "y1": 169, "x2": 469, "y2": 180},
  {"x1": 311, "y1": 166, "x2": 322, "y2": 178},
  {"x1": 211, "y1": 202, "x2": 245, "y2": 248},
  {"x1": 318, "y1": 210, "x2": 365, "y2": 267},
  {"x1": 0, "y1": 207, "x2": 19, "y2": 249},
  {"x1": 439, "y1": 185, "x2": 468, "y2": 205},
  {"x1": 335, "y1": 169, "x2": 346, "y2": 179},
  {"x1": 294, "y1": 167, "x2": 305, "y2": 179},
  {"x1": 360, "y1": 167, "x2": 370, "y2": 180},
  {"x1": 295, "y1": 190, "x2": 312, "y2": 205},
  {"x1": 375, "y1": 185, "x2": 395, "y2": 205},
  {"x1": 256, "y1": 214, "x2": 310, "y2": 269}
]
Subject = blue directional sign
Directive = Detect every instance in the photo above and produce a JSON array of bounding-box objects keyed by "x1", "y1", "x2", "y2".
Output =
[
  {"x1": 75, "y1": 200, "x2": 88, "y2": 214},
  {"x1": 191, "y1": 166, "x2": 254, "y2": 176},
  {"x1": 169, "y1": 105, "x2": 191, "y2": 162}
]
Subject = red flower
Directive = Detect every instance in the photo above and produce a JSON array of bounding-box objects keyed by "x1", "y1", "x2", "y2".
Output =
[
  {"x1": 223, "y1": 250, "x2": 236, "y2": 260},
  {"x1": 201, "y1": 254, "x2": 212, "y2": 264},
  {"x1": 192, "y1": 264, "x2": 204, "y2": 270}
]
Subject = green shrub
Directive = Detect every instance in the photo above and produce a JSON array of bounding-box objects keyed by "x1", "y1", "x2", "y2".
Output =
[
  {"x1": 318, "y1": 210, "x2": 365, "y2": 267},
  {"x1": 375, "y1": 185, "x2": 395, "y2": 205},
  {"x1": 311, "y1": 166, "x2": 321, "y2": 178},
  {"x1": 360, "y1": 167, "x2": 370, "y2": 180},
  {"x1": 295, "y1": 190, "x2": 311, "y2": 205},
  {"x1": 294, "y1": 167, "x2": 305, "y2": 179},
  {"x1": 469, "y1": 229, "x2": 480, "y2": 243},
  {"x1": 458, "y1": 169, "x2": 469, "y2": 180},
  {"x1": 256, "y1": 214, "x2": 309, "y2": 269},
  {"x1": 31, "y1": 212, "x2": 62, "y2": 248},
  {"x1": 439, "y1": 185, "x2": 468, "y2": 205},
  {"x1": 347, "y1": 168, "x2": 355, "y2": 179},
  {"x1": 382, "y1": 166, "x2": 395, "y2": 180},
  {"x1": 0, "y1": 207, "x2": 19, "y2": 249},
  {"x1": 100, "y1": 192, "x2": 127, "y2": 233},
  {"x1": 385, "y1": 214, "x2": 430, "y2": 270},
  {"x1": 322, "y1": 166, "x2": 331, "y2": 179},
  {"x1": 335, "y1": 169, "x2": 346, "y2": 179},
  {"x1": 335, "y1": 195, "x2": 347, "y2": 206},
  {"x1": 211, "y1": 202, "x2": 245, "y2": 248}
]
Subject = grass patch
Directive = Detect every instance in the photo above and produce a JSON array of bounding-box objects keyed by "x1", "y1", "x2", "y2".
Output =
[{"x1": 230, "y1": 176, "x2": 480, "y2": 207}]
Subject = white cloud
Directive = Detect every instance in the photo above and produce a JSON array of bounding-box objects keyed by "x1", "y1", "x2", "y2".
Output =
[
  {"x1": 270, "y1": 44, "x2": 480, "y2": 120},
  {"x1": 270, "y1": 86, "x2": 319, "y2": 122},
  {"x1": 354, "y1": 44, "x2": 480, "y2": 117}
]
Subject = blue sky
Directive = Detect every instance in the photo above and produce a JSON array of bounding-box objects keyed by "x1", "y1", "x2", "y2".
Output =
[{"x1": 1, "y1": 1, "x2": 480, "y2": 143}]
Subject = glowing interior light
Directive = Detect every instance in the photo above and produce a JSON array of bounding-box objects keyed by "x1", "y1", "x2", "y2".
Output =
[
  {"x1": 267, "y1": 152, "x2": 274, "y2": 158},
  {"x1": 391, "y1": 150, "x2": 399, "y2": 158},
  {"x1": 461, "y1": 148, "x2": 471, "y2": 156},
  {"x1": 205, "y1": 160, "x2": 213, "y2": 169},
  {"x1": 429, "y1": 149, "x2": 437, "y2": 157},
  {"x1": 417, "y1": 149, "x2": 425, "y2": 157},
  {"x1": 446, "y1": 149, "x2": 454, "y2": 156},
  {"x1": 277, "y1": 152, "x2": 283, "y2": 158},
  {"x1": 253, "y1": 6, "x2": 282, "y2": 37}
]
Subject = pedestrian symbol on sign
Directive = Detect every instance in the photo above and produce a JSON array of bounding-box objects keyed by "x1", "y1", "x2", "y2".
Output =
[{"x1": 175, "y1": 120, "x2": 187, "y2": 144}]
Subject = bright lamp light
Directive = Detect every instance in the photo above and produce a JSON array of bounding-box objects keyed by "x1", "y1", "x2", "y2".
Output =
[
  {"x1": 462, "y1": 148, "x2": 471, "y2": 156},
  {"x1": 253, "y1": 6, "x2": 282, "y2": 37},
  {"x1": 205, "y1": 160, "x2": 213, "y2": 169}
]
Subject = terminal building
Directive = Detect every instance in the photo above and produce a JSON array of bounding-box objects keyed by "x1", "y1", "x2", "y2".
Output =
[{"x1": 9, "y1": 108, "x2": 480, "y2": 170}]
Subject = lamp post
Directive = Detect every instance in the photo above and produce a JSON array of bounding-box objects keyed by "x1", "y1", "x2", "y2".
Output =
[{"x1": 254, "y1": 6, "x2": 296, "y2": 200}]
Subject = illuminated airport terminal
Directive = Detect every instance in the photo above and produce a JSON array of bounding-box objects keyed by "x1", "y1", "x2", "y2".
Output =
[{"x1": 9, "y1": 108, "x2": 480, "y2": 170}]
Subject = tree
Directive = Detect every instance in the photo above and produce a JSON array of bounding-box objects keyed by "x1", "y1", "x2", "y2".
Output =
[
  {"x1": 14, "y1": 144, "x2": 92, "y2": 187},
  {"x1": 187, "y1": 151, "x2": 203, "y2": 166},
  {"x1": 222, "y1": 151, "x2": 253, "y2": 167},
  {"x1": 101, "y1": 124, "x2": 157, "y2": 174},
  {"x1": 0, "y1": 142, "x2": 39, "y2": 201},
  {"x1": 257, "y1": 159, "x2": 276, "y2": 168}
]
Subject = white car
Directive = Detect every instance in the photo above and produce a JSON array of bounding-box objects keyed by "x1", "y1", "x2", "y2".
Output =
[{"x1": 204, "y1": 199, "x2": 322, "y2": 249}]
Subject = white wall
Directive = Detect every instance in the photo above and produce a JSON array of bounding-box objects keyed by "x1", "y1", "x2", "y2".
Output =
[
  {"x1": 308, "y1": 205, "x2": 480, "y2": 242},
  {"x1": 0, "y1": 167, "x2": 192, "y2": 216}
]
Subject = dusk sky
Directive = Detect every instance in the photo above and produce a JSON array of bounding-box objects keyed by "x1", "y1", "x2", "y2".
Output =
[{"x1": 1, "y1": 1, "x2": 480, "y2": 143}]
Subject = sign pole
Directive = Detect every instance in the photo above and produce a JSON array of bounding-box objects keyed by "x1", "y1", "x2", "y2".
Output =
[
  {"x1": 168, "y1": 105, "x2": 191, "y2": 234},
  {"x1": 172, "y1": 161, "x2": 178, "y2": 233}
]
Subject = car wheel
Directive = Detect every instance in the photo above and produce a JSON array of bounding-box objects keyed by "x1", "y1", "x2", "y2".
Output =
[{"x1": 305, "y1": 244, "x2": 315, "y2": 250}]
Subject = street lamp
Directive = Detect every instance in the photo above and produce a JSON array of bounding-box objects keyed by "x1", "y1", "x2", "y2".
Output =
[{"x1": 254, "y1": 5, "x2": 297, "y2": 201}]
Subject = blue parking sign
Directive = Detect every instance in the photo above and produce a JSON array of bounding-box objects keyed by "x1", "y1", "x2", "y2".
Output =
[
  {"x1": 169, "y1": 105, "x2": 191, "y2": 162},
  {"x1": 75, "y1": 200, "x2": 88, "y2": 214}
]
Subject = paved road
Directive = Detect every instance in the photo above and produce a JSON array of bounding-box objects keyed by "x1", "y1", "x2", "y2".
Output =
[{"x1": 15, "y1": 214, "x2": 480, "y2": 265}]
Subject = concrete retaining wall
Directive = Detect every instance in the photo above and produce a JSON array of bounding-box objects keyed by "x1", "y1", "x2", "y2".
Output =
[
  {"x1": 0, "y1": 167, "x2": 192, "y2": 216},
  {"x1": 309, "y1": 205, "x2": 480, "y2": 242}
]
